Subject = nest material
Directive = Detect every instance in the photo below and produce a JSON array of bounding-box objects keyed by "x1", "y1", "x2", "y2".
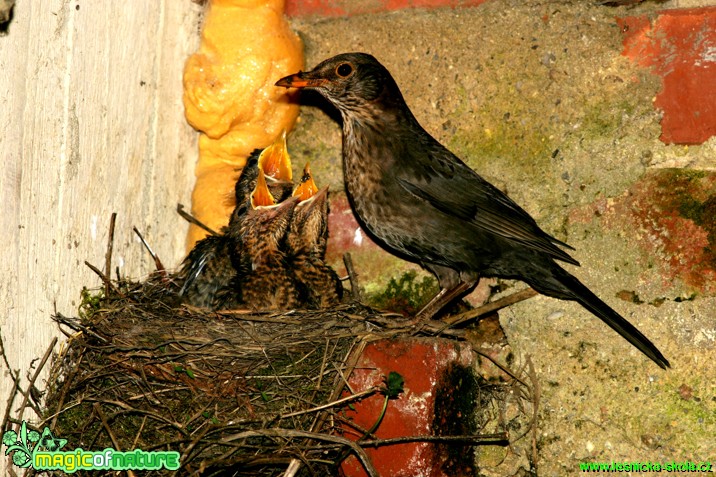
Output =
[
  {"x1": 44, "y1": 276, "x2": 381, "y2": 476},
  {"x1": 25, "y1": 271, "x2": 538, "y2": 476}
]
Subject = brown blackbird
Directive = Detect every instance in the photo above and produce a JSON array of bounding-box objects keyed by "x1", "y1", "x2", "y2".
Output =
[
  {"x1": 179, "y1": 133, "x2": 294, "y2": 309},
  {"x1": 287, "y1": 163, "x2": 343, "y2": 308},
  {"x1": 238, "y1": 168, "x2": 301, "y2": 310},
  {"x1": 276, "y1": 52, "x2": 669, "y2": 369}
]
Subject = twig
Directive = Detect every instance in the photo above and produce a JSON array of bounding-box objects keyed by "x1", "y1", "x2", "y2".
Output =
[
  {"x1": 131, "y1": 416, "x2": 148, "y2": 450},
  {"x1": 221, "y1": 429, "x2": 378, "y2": 477},
  {"x1": 471, "y1": 345, "x2": 528, "y2": 388},
  {"x1": 283, "y1": 459, "x2": 302, "y2": 477},
  {"x1": 527, "y1": 357, "x2": 540, "y2": 473},
  {"x1": 359, "y1": 432, "x2": 509, "y2": 447},
  {"x1": 438, "y1": 288, "x2": 538, "y2": 331},
  {"x1": 85, "y1": 261, "x2": 123, "y2": 297},
  {"x1": 15, "y1": 337, "x2": 57, "y2": 427},
  {"x1": 280, "y1": 386, "x2": 381, "y2": 419},
  {"x1": 53, "y1": 312, "x2": 108, "y2": 343},
  {"x1": 93, "y1": 403, "x2": 137, "y2": 477},
  {"x1": 284, "y1": 338, "x2": 368, "y2": 477},
  {"x1": 0, "y1": 331, "x2": 22, "y2": 440},
  {"x1": 133, "y1": 227, "x2": 166, "y2": 274},
  {"x1": 177, "y1": 203, "x2": 219, "y2": 236},
  {"x1": 343, "y1": 253, "x2": 363, "y2": 301},
  {"x1": 46, "y1": 352, "x2": 85, "y2": 430},
  {"x1": 104, "y1": 213, "x2": 117, "y2": 297}
]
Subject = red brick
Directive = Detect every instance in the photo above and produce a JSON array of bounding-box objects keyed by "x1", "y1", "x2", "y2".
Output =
[
  {"x1": 618, "y1": 7, "x2": 716, "y2": 145},
  {"x1": 339, "y1": 338, "x2": 480, "y2": 477},
  {"x1": 568, "y1": 169, "x2": 716, "y2": 295}
]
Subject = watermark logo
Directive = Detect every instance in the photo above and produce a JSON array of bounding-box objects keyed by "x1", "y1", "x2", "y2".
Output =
[{"x1": 3, "y1": 421, "x2": 180, "y2": 473}]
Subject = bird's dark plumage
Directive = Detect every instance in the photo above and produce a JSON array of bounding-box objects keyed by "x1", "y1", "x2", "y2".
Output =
[
  {"x1": 276, "y1": 52, "x2": 669, "y2": 369},
  {"x1": 178, "y1": 234, "x2": 241, "y2": 309}
]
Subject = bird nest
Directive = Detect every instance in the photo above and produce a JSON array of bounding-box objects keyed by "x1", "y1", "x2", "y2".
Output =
[
  {"x1": 38, "y1": 274, "x2": 374, "y2": 476},
  {"x1": 3, "y1": 269, "x2": 540, "y2": 476}
]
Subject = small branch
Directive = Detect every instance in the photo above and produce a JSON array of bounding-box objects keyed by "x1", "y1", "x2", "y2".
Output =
[
  {"x1": 85, "y1": 261, "x2": 123, "y2": 297},
  {"x1": 53, "y1": 313, "x2": 108, "y2": 343},
  {"x1": 104, "y1": 213, "x2": 117, "y2": 297},
  {"x1": 527, "y1": 357, "x2": 540, "y2": 473},
  {"x1": 342, "y1": 253, "x2": 363, "y2": 301},
  {"x1": 16, "y1": 337, "x2": 57, "y2": 426},
  {"x1": 177, "y1": 203, "x2": 219, "y2": 236},
  {"x1": 360, "y1": 432, "x2": 510, "y2": 448},
  {"x1": 133, "y1": 227, "x2": 166, "y2": 274},
  {"x1": 93, "y1": 403, "x2": 137, "y2": 477},
  {"x1": 0, "y1": 331, "x2": 22, "y2": 438},
  {"x1": 439, "y1": 288, "x2": 538, "y2": 329},
  {"x1": 221, "y1": 429, "x2": 378, "y2": 477},
  {"x1": 280, "y1": 386, "x2": 381, "y2": 419},
  {"x1": 283, "y1": 459, "x2": 302, "y2": 477},
  {"x1": 471, "y1": 346, "x2": 528, "y2": 388},
  {"x1": 46, "y1": 352, "x2": 85, "y2": 430}
]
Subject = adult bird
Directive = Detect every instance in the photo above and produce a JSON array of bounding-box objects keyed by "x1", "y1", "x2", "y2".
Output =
[{"x1": 276, "y1": 52, "x2": 669, "y2": 369}]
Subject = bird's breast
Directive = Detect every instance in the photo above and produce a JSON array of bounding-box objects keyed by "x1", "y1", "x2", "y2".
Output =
[{"x1": 341, "y1": 124, "x2": 421, "y2": 254}]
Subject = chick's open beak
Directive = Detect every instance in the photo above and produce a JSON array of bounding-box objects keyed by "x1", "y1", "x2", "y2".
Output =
[
  {"x1": 251, "y1": 169, "x2": 277, "y2": 209},
  {"x1": 293, "y1": 163, "x2": 320, "y2": 202},
  {"x1": 258, "y1": 130, "x2": 293, "y2": 182},
  {"x1": 275, "y1": 72, "x2": 328, "y2": 89}
]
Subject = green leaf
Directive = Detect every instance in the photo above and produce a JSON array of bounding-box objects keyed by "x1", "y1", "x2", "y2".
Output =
[{"x1": 383, "y1": 371, "x2": 404, "y2": 399}]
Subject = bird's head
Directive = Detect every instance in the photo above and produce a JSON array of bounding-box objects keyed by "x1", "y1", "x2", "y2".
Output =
[
  {"x1": 275, "y1": 52, "x2": 405, "y2": 116},
  {"x1": 288, "y1": 163, "x2": 330, "y2": 254},
  {"x1": 242, "y1": 168, "x2": 299, "y2": 254},
  {"x1": 232, "y1": 132, "x2": 294, "y2": 223}
]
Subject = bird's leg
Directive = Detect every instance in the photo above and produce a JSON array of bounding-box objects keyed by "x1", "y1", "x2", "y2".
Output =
[
  {"x1": 416, "y1": 281, "x2": 475, "y2": 320},
  {"x1": 416, "y1": 265, "x2": 479, "y2": 320}
]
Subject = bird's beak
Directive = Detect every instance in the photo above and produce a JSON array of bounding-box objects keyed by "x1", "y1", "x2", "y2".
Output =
[
  {"x1": 275, "y1": 71, "x2": 327, "y2": 89},
  {"x1": 258, "y1": 130, "x2": 293, "y2": 182},
  {"x1": 309, "y1": 186, "x2": 330, "y2": 207},
  {"x1": 292, "y1": 163, "x2": 320, "y2": 202},
  {"x1": 267, "y1": 195, "x2": 301, "y2": 221},
  {"x1": 250, "y1": 169, "x2": 277, "y2": 209}
]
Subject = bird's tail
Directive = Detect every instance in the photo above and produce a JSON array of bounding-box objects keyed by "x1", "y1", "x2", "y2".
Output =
[{"x1": 529, "y1": 265, "x2": 670, "y2": 369}]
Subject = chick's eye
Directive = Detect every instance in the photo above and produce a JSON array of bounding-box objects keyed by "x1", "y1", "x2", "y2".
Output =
[{"x1": 336, "y1": 63, "x2": 353, "y2": 78}]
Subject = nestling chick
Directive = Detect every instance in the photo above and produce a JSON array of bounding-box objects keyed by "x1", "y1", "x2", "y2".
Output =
[
  {"x1": 238, "y1": 168, "x2": 301, "y2": 310},
  {"x1": 231, "y1": 130, "x2": 295, "y2": 225},
  {"x1": 286, "y1": 164, "x2": 343, "y2": 308},
  {"x1": 179, "y1": 132, "x2": 293, "y2": 310},
  {"x1": 178, "y1": 234, "x2": 241, "y2": 309}
]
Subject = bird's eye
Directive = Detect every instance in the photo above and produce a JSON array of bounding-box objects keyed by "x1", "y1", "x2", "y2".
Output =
[{"x1": 336, "y1": 62, "x2": 354, "y2": 78}]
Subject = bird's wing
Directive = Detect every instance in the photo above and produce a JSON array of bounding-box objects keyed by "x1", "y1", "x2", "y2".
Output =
[
  {"x1": 179, "y1": 238, "x2": 217, "y2": 296},
  {"x1": 395, "y1": 144, "x2": 579, "y2": 266}
]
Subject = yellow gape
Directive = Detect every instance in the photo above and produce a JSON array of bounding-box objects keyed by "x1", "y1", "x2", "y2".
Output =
[{"x1": 182, "y1": 0, "x2": 303, "y2": 250}]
